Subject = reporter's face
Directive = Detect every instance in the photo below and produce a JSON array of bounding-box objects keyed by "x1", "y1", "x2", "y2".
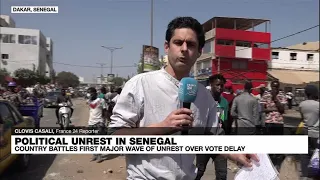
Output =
[{"x1": 164, "y1": 28, "x2": 201, "y2": 73}]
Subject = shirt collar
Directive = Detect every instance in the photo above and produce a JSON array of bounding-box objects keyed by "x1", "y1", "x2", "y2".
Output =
[{"x1": 160, "y1": 66, "x2": 180, "y2": 88}]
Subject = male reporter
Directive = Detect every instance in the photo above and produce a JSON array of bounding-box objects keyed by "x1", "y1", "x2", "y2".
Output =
[{"x1": 108, "y1": 17, "x2": 258, "y2": 180}]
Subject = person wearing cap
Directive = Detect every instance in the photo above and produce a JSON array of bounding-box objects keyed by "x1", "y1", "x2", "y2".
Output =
[{"x1": 299, "y1": 85, "x2": 319, "y2": 179}]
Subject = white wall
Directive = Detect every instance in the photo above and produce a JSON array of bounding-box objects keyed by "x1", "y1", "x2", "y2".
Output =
[
  {"x1": 0, "y1": 27, "x2": 50, "y2": 76},
  {"x1": 0, "y1": 15, "x2": 15, "y2": 28},
  {"x1": 46, "y1": 37, "x2": 54, "y2": 77},
  {"x1": 270, "y1": 49, "x2": 319, "y2": 71}
]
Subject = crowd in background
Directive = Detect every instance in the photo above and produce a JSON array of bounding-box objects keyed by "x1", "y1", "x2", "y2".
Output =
[{"x1": 205, "y1": 74, "x2": 319, "y2": 180}]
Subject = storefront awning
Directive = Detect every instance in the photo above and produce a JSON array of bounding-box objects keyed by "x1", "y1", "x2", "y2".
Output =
[{"x1": 267, "y1": 69, "x2": 319, "y2": 85}]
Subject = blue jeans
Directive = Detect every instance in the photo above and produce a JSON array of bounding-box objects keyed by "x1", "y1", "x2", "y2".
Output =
[{"x1": 300, "y1": 137, "x2": 319, "y2": 178}]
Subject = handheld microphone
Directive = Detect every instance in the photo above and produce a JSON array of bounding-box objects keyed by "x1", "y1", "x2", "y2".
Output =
[{"x1": 178, "y1": 77, "x2": 198, "y2": 135}]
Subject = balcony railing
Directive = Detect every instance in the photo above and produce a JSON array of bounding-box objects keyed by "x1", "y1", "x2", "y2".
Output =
[
  {"x1": 205, "y1": 29, "x2": 215, "y2": 40},
  {"x1": 197, "y1": 53, "x2": 213, "y2": 61}
]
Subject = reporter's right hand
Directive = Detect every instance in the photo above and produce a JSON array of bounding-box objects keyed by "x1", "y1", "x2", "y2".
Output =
[{"x1": 159, "y1": 108, "x2": 193, "y2": 129}]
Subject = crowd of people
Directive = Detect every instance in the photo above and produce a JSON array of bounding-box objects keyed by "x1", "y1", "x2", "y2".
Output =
[{"x1": 204, "y1": 74, "x2": 319, "y2": 179}]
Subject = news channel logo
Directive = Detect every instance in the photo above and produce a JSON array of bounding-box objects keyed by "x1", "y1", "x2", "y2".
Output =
[{"x1": 11, "y1": 6, "x2": 59, "y2": 14}]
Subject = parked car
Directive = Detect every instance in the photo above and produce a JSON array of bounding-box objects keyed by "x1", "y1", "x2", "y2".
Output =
[
  {"x1": 44, "y1": 91, "x2": 61, "y2": 108},
  {"x1": 0, "y1": 100, "x2": 34, "y2": 175}
]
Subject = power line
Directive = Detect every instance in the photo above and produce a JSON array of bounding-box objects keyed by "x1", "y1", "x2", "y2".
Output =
[
  {"x1": 52, "y1": 25, "x2": 319, "y2": 68},
  {"x1": 53, "y1": 61, "x2": 136, "y2": 68},
  {"x1": 234, "y1": 24, "x2": 319, "y2": 52},
  {"x1": 271, "y1": 25, "x2": 319, "y2": 43}
]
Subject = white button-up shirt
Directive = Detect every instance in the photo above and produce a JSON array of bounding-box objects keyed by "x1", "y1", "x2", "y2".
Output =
[{"x1": 108, "y1": 68, "x2": 218, "y2": 180}]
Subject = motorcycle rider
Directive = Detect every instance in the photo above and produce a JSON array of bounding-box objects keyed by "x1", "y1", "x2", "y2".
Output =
[{"x1": 55, "y1": 89, "x2": 73, "y2": 124}]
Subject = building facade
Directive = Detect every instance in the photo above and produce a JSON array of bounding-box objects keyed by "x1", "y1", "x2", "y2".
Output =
[
  {"x1": 268, "y1": 41, "x2": 319, "y2": 92},
  {"x1": 191, "y1": 17, "x2": 271, "y2": 92},
  {"x1": 0, "y1": 15, "x2": 54, "y2": 77},
  {"x1": 270, "y1": 43, "x2": 319, "y2": 71}
]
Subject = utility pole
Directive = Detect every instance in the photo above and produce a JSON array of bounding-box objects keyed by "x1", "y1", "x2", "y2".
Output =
[
  {"x1": 101, "y1": 46, "x2": 123, "y2": 74},
  {"x1": 96, "y1": 63, "x2": 106, "y2": 83},
  {"x1": 151, "y1": 0, "x2": 154, "y2": 46},
  {"x1": 141, "y1": 0, "x2": 154, "y2": 73},
  {"x1": 96, "y1": 63, "x2": 106, "y2": 76}
]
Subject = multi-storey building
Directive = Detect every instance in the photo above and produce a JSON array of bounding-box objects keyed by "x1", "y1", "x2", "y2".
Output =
[
  {"x1": 191, "y1": 16, "x2": 271, "y2": 93},
  {"x1": 268, "y1": 41, "x2": 319, "y2": 92},
  {"x1": 0, "y1": 15, "x2": 54, "y2": 77}
]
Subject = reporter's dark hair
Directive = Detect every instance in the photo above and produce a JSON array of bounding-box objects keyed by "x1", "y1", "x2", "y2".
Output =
[
  {"x1": 209, "y1": 74, "x2": 226, "y2": 84},
  {"x1": 166, "y1": 17, "x2": 205, "y2": 51}
]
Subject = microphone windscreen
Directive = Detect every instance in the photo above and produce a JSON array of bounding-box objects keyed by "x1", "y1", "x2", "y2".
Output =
[{"x1": 178, "y1": 77, "x2": 198, "y2": 103}]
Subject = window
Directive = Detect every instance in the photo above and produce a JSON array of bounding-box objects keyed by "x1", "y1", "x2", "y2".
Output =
[
  {"x1": 202, "y1": 40, "x2": 212, "y2": 54},
  {"x1": 236, "y1": 41, "x2": 251, "y2": 47},
  {"x1": 307, "y1": 54, "x2": 314, "y2": 61},
  {"x1": 0, "y1": 34, "x2": 15, "y2": 43},
  {"x1": 18, "y1": 35, "x2": 37, "y2": 45},
  {"x1": 216, "y1": 39, "x2": 234, "y2": 46},
  {"x1": 254, "y1": 43, "x2": 269, "y2": 49},
  {"x1": 290, "y1": 53, "x2": 297, "y2": 60},
  {"x1": 1, "y1": 54, "x2": 9, "y2": 59},
  {"x1": 232, "y1": 60, "x2": 248, "y2": 70},
  {"x1": 272, "y1": 52, "x2": 279, "y2": 59}
]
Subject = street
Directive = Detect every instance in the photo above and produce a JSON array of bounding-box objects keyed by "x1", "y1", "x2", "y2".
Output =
[{"x1": 1, "y1": 98, "x2": 303, "y2": 180}]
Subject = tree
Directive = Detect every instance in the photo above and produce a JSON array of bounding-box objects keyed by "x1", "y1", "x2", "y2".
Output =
[
  {"x1": 36, "y1": 75, "x2": 51, "y2": 85},
  {"x1": 137, "y1": 53, "x2": 143, "y2": 74},
  {"x1": 56, "y1": 71, "x2": 80, "y2": 88},
  {"x1": 111, "y1": 77, "x2": 126, "y2": 87},
  {"x1": 14, "y1": 68, "x2": 38, "y2": 87},
  {"x1": 0, "y1": 68, "x2": 10, "y2": 85}
]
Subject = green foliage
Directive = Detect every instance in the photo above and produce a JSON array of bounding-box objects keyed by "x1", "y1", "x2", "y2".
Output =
[
  {"x1": 0, "y1": 68, "x2": 10, "y2": 84},
  {"x1": 56, "y1": 71, "x2": 80, "y2": 88},
  {"x1": 13, "y1": 68, "x2": 51, "y2": 87},
  {"x1": 110, "y1": 77, "x2": 126, "y2": 87},
  {"x1": 137, "y1": 54, "x2": 143, "y2": 74}
]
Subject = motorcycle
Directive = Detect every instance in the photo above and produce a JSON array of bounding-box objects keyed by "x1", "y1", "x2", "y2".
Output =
[{"x1": 58, "y1": 102, "x2": 72, "y2": 129}]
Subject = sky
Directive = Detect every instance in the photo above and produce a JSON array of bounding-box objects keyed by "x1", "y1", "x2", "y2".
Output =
[{"x1": 1, "y1": 0, "x2": 319, "y2": 82}]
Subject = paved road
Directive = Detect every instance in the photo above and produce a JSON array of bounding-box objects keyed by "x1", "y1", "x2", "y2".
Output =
[{"x1": 1, "y1": 98, "x2": 86, "y2": 180}]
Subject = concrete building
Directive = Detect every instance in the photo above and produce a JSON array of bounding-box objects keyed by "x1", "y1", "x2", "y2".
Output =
[
  {"x1": 269, "y1": 42, "x2": 319, "y2": 71},
  {"x1": 268, "y1": 41, "x2": 319, "y2": 91},
  {"x1": 0, "y1": 15, "x2": 54, "y2": 77},
  {"x1": 191, "y1": 16, "x2": 271, "y2": 93}
]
